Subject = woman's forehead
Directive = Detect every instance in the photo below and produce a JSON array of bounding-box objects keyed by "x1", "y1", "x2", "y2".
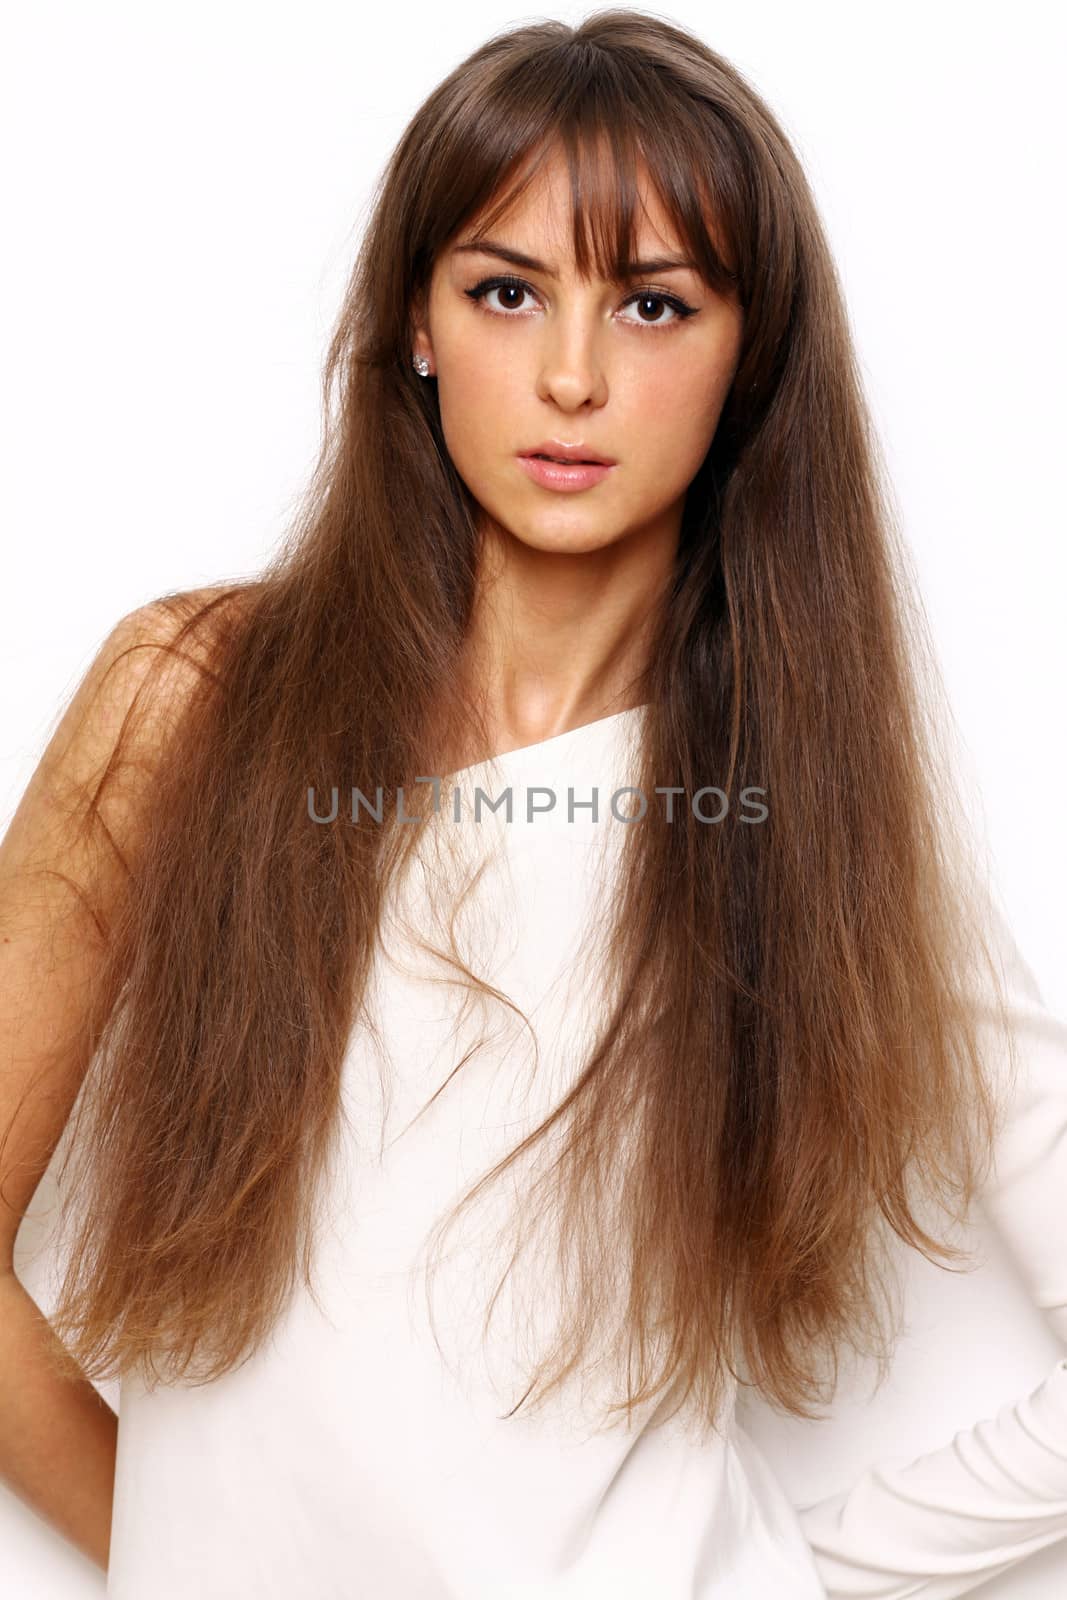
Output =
[{"x1": 457, "y1": 142, "x2": 705, "y2": 280}]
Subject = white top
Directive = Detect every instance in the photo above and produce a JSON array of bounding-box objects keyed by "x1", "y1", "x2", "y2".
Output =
[{"x1": 106, "y1": 705, "x2": 1067, "y2": 1599}]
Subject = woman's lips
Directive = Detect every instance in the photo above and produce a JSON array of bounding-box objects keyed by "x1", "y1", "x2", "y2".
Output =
[{"x1": 516, "y1": 454, "x2": 615, "y2": 492}]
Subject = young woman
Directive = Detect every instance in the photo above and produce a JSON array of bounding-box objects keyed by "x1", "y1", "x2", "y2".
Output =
[{"x1": 2, "y1": 10, "x2": 1066, "y2": 1597}]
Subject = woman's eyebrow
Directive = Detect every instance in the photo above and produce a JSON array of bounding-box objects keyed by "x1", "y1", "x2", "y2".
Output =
[{"x1": 451, "y1": 238, "x2": 698, "y2": 278}]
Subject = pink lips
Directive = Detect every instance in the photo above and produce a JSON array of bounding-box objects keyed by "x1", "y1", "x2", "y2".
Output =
[{"x1": 516, "y1": 456, "x2": 614, "y2": 491}]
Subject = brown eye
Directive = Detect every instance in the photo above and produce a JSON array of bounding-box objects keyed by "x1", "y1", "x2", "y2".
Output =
[
  {"x1": 618, "y1": 289, "x2": 696, "y2": 327},
  {"x1": 463, "y1": 274, "x2": 697, "y2": 329},
  {"x1": 464, "y1": 275, "x2": 539, "y2": 314}
]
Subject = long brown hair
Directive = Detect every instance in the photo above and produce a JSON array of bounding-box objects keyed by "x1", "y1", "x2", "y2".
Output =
[{"x1": 22, "y1": 8, "x2": 1017, "y2": 1432}]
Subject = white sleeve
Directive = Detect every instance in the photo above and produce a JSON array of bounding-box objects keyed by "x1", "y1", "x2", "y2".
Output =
[{"x1": 795, "y1": 892, "x2": 1067, "y2": 1599}]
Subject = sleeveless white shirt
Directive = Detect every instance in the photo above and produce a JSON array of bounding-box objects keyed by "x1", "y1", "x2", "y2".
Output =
[{"x1": 105, "y1": 705, "x2": 1067, "y2": 1598}]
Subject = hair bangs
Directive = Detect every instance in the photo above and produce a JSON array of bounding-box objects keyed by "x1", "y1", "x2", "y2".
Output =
[{"x1": 441, "y1": 49, "x2": 741, "y2": 300}]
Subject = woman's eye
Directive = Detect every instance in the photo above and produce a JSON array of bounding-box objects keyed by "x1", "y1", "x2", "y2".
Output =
[
  {"x1": 618, "y1": 291, "x2": 692, "y2": 327},
  {"x1": 464, "y1": 276, "x2": 696, "y2": 328},
  {"x1": 465, "y1": 276, "x2": 539, "y2": 315},
  {"x1": 485, "y1": 281, "x2": 536, "y2": 313}
]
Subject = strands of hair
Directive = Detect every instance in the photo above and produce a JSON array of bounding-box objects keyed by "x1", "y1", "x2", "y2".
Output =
[{"x1": 22, "y1": 8, "x2": 1018, "y2": 1434}]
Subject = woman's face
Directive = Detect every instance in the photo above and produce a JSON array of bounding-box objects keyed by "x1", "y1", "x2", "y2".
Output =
[{"x1": 413, "y1": 145, "x2": 744, "y2": 560}]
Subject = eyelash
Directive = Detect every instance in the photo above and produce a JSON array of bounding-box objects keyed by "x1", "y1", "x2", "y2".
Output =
[{"x1": 463, "y1": 272, "x2": 698, "y2": 329}]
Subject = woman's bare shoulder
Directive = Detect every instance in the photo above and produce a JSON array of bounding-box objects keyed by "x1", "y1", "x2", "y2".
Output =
[
  {"x1": 68, "y1": 584, "x2": 252, "y2": 756},
  {"x1": 0, "y1": 582, "x2": 256, "y2": 1274},
  {"x1": 7, "y1": 581, "x2": 258, "y2": 883}
]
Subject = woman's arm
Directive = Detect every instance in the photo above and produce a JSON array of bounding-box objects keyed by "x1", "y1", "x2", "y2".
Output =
[
  {"x1": 795, "y1": 895, "x2": 1067, "y2": 1599},
  {"x1": 0, "y1": 1275, "x2": 118, "y2": 1574},
  {"x1": 0, "y1": 598, "x2": 218, "y2": 1575}
]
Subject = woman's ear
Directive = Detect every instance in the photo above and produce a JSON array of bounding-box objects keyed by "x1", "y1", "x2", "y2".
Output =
[{"x1": 409, "y1": 292, "x2": 434, "y2": 374}]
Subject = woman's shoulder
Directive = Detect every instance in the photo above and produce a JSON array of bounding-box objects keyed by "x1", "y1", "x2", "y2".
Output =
[
  {"x1": 29, "y1": 582, "x2": 260, "y2": 865},
  {"x1": 103, "y1": 580, "x2": 259, "y2": 721},
  {"x1": 129, "y1": 580, "x2": 259, "y2": 664}
]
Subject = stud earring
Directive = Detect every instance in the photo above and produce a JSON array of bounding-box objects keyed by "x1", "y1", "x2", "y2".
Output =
[{"x1": 412, "y1": 354, "x2": 431, "y2": 377}]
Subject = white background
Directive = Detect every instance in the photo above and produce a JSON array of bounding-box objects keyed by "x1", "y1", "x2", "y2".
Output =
[{"x1": 1, "y1": 1, "x2": 1064, "y2": 1594}]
